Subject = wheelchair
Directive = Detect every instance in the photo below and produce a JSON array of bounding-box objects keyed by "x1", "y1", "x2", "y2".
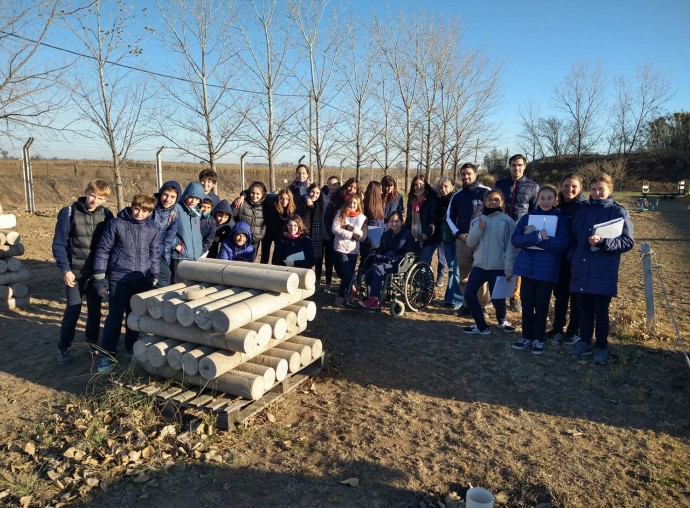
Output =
[{"x1": 348, "y1": 251, "x2": 435, "y2": 317}]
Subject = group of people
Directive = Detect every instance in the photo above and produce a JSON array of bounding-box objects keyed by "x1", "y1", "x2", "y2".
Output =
[{"x1": 52, "y1": 155, "x2": 634, "y2": 374}]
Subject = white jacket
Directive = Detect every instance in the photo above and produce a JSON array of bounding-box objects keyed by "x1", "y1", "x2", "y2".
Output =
[
  {"x1": 332, "y1": 211, "x2": 367, "y2": 255},
  {"x1": 466, "y1": 211, "x2": 517, "y2": 276}
]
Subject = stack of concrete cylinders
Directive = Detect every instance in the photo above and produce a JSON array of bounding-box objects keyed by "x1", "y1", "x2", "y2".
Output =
[
  {"x1": 128, "y1": 259, "x2": 322, "y2": 401},
  {"x1": 0, "y1": 214, "x2": 29, "y2": 310}
]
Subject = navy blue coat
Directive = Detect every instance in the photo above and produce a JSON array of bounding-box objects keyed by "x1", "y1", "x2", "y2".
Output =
[
  {"x1": 94, "y1": 208, "x2": 160, "y2": 283},
  {"x1": 272, "y1": 235, "x2": 316, "y2": 268},
  {"x1": 569, "y1": 197, "x2": 634, "y2": 297},
  {"x1": 495, "y1": 176, "x2": 539, "y2": 222},
  {"x1": 377, "y1": 227, "x2": 415, "y2": 263},
  {"x1": 150, "y1": 180, "x2": 181, "y2": 264},
  {"x1": 511, "y1": 207, "x2": 570, "y2": 284}
]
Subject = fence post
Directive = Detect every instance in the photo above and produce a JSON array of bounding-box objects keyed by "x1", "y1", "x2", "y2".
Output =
[
  {"x1": 155, "y1": 146, "x2": 165, "y2": 190},
  {"x1": 240, "y1": 152, "x2": 249, "y2": 191},
  {"x1": 22, "y1": 137, "x2": 35, "y2": 213},
  {"x1": 641, "y1": 242, "x2": 655, "y2": 332}
]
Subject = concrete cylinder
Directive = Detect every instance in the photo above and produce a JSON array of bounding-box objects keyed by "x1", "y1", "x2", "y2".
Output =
[
  {"x1": 130, "y1": 282, "x2": 189, "y2": 315},
  {"x1": 235, "y1": 362, "x2": 275, "y2": 389},
  {"x1": 286, "y1": 336, "x2": 323, "y2": 360},
  {"x1": 250, "y1": 355, "x2": 289, "y2": 382},
  {"x1": 176, "y1": 287, "x2": 243, "y2": 327},
  {"x1": 176, "y1": 260, "x2": 300, "y2": 294},
  {"x1": 0, "y1": 243, "x2": 25, "y2": 259},
  {"x1": 0, "y1": 268, "x2": 28, "y2": 285},
  {"x1": 197, "y1": 258, "x2": 316, "y2": 290},
  {"x1": 166, "y1": 342, "x2": 197, "y2": 370},
  {"x1": 147, "y1": 338, "x2": 181, "y2": 368}
]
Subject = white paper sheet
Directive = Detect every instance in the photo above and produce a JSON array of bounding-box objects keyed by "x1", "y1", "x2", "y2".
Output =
[
  {"x1": 491, "y1": 275, "x2": 517, "y2": 299},
  {"x1": 285, "y1": 251, "x2": 305, "y2": 261},
  {"x1": 367, "y1": 226, "x2": 383, "y2": 247}
]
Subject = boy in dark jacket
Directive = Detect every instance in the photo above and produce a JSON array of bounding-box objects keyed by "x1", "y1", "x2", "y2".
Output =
[
  {"x1": 218, "y1": 222, "x2": 255, "y2": 262},
  {"x1": 150, "y1": 180, "x2": 181, "y2": 287},
  {"x1": 171, "y1": 182, "x2": 205, "y2": 281},
  {"x1": 92, "y1": 194, "x2": 159, "y2": 373},
  {"x1": 52, "y1": 180, "x2": 113, "y2": 365}
]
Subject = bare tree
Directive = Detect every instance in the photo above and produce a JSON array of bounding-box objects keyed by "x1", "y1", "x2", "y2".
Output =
[
  {"x1": 231, "y1": 0, "x2": 298, "y2": 192},
  {"x1": 372, "y1": 10, "x2": 421, "y2": 190},
  {"x1": 66, "y1": 0, "x2": 153, "y2": 210},
  {"x1": 518, "y1": 101, "x2": 545, "y2": 161},
  {"x1": 370, "y1": 55, "x2": 401, "y2": 175},
  {"x1": 540, "y1": 116, "x2": 572, "y2": 156},
  {"x1": 154, "y1": 0, "x2": 247, "y2": 170},
  {"x1": 609, "y1": 63, "x2": 673, "y2": 155},
  {"x1": 0, "y1": 0, "x2": 74, "y2": 141},
  {"x1": 552, "y1": 62, "x2": 606, "y2": 156},
  {"x1": 287, "y1": 0, "x2": 348, "y2": 185}
]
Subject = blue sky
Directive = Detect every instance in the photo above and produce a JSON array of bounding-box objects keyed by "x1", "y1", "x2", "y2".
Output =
[{"x1": 22, "y1": 0, "x2": 690, "y2": 163}]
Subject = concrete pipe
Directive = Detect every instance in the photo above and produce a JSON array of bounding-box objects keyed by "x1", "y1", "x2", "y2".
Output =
[
  {"x1": 235, "y1": 362, "x2": 276, "y2": 389},
  {"x1": 272, "y1": 343, "x2": 311, "y2": 367},
  {"x1": 176, "y1": 259, "x2": 300, "y2": 294},
  {"x1": 147, "y1": 338, "x2": 181, "y2": 368},
  {"x1": 176, "y1": 287, "x2": 243, "y2": 327},
  {"x1": 0, "y1": 243, "x2": 24, "y2": 259},
  {"x1": 0, "y1": 230, "x2": 21, "y2": 245},
  {"x1": 0, "y1": 268, "x2": 28, "y2": 286},
  {"x1": 286, "y1": 336, "x2": 323, "y2": 360},
  {"x1": 130, "y1": 282, "x2": 189, "y2": 315},
  {"x1": 250, "y1": 355, "x2": 289, "y2": 382},
  {"x1": 166, "y1": 342, "x2": 197, "y2": 370},
  {"x1": 181, "y1": 346, "x2": 215, "y2": 376},
  {"x1": 256, "y1": 315, "x2": 288, "y2": 341}
]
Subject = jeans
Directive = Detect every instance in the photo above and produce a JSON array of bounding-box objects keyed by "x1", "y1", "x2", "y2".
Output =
[
  {"x1": 323, "y1": 238, "x2": 335, "y2": 285},
  {"x1": 456, "y1": 239, "x2": 490, "y2": 309},
  {"x1": 419, "y1": 242, "x2": 439, "y2": 266},
  {"x1": 464, "y1": 267, "x2": 507, "y2": 329},
  {"x1": 436, "y1": 243, "x2": 447, "y2": 277},
  {"x1": 520, "y1": 278, "x2": 554, "y2": 341},
  {"x1": 333, "y1": 252, "x2": 358, "y2": 297},
  {"x1": 552, "y1": 259, "x2": 579, "y2": 335},
  {"x1": 101, "y1": 278, "x2": 152, "y2": 355},
  {"x1": 577, "y1": 293, "x2": 612, "y2": 349},
  {"x1": 441, "y1": 240, "x2": 462, "y2": 306},
  {"x1": 365, "y1": 261, "x2": 397, "y2": 298},
  {"x1": 157, "y1": 256, "x2": 173, "y2": 287},
  {"x1": 58, "y1": 277, "x2": 103, "y2": 352}
]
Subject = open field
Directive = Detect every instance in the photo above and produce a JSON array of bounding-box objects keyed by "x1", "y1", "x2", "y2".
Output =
[{"x1": 0, "y1": 194, "x2": 688, "y2": 507}]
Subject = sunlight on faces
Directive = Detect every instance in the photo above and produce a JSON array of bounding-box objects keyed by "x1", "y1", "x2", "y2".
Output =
[
  {"x1": 200, "y1": 202, "x2": 212, "y2": 215},
  {"x1": 388, "y1": 215, "x2": 402, "y2": 232},
  {"x1": 384, "y1": 184, "x2": 395, "y2": 196},
  {"x1": 538, "y1": 189, "x2": 556, "y2": 211},
  {"x1": 328, "y1": 179, "x2": 340, "y2": 194},
  {"x1": 346, "y1": 182, "x2": 357, "y2": 195},
  {"x1": 286, "y1": 220, "x2": 300, "y2": 236},
  {"x1": 200, "y1": 178, "x2": 215, "y2": 193},
  {"x1": 84, "y1": 191, "x2": 107, "y2": 212},
  {"x1": 185, "y1": 196, "x2": 201, "y2": 208},
  {"x1": 590, "y1": 181, "x2": 612, "y2": 200},
  {"x1": 439, "y1": 180, "x2": 454, "y2": 197},
  {"x1": 348, "y1": 197, "x2": 360, "y2": 211},
  {"x1": 235, "y1": 232, "x2": 248, "y2": 247},
  {"x1": 160, "y1": 189, "x2": 177, "y2": 209},
  {"x1": 509, "y1": 159, "x2": 526, "y2": 180},
  {"x1": 484, "y1": 192, "x2": 503, "y2": 208},
  {"x1": 214, "y1": 211, "x2": 230, "y2": 224},
  {"x1": 278, "y1": 193, "x2": 290, "y2": 208},
  {"x1": 131, "y1": 206, "x2": 152, "y2": 220},
  {"x1": 249, "y1": 186, "x2": 264, "y2": 203},
  {"x1": 295, "y1": 166, "x2": 309, "y2": 183},
  {"x1": 308, "y1": 187, "x2": 321, "y2": 201},
  {"x1": 560, "y1": 178, "x2": 581, "y2": 202},
  {"x1": 413, "y1": 179, "x2": 425, "y2": 193},
  {"x1": 460, "y1": 168, "x2": 476, "y2": 186}
]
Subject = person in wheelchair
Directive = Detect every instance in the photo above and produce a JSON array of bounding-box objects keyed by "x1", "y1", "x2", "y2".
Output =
[{"x1": 360, "y1": 211, "x2": 415, "y2": 311}]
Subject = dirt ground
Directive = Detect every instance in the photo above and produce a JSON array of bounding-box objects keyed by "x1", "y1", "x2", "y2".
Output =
[{"x1": 1, "y1": 197, "x2": 689, "y2": 507}]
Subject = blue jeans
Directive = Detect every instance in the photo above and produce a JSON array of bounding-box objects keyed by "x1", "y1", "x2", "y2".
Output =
[
  {"x1": 58, "y1": 277, "x2": 103, "y2": 352},
  {"x1": 442, "y1": 240, "x2": 462, "y2": 306},
  {"x1": 333, "y1": 252, "x2": 358, "y2": 297},
  {"x1": 419, "y1": 242, "x2": 439, "y2": 266},
  {"x1": 520, "y1": 277, "x2": 554, "y2": 341},
  {"x1": 101, "y1": 278, "x2": 152, "y2": 355},
  {"x1": 365, "y1": 261, "x2": 396, "y2": 298},
  {"x1": 577, "y1": 293, "x2": 611, "y2": 349},
  {"x1": 436, "y1": 243, "x2": 447, "y2": 277},
  {"x1": 464, "y1": 267, "x2": 507, "y2": 329}
]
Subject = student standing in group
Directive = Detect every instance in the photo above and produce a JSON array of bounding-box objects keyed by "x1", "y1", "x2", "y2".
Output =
[
  {"x1": 233, "y1": 181, "x2": 267, "y2": 259},
  {"x1": 261, "y1": 188, "x2": 296, "y2": 264},
  {"x1": 494, "y1": 154, "x2": 539, "y2": 312},
  {"x1": 170, "y1": 182, "x2": 205, "y2": 282},
  {"x1": 218, "y1": 222, "x2": 255, "y2": 262},
  {"x1": 150, "y1": 181, "x2": 181, "y2": 287},
  {"x1": 272, "y1": 214, "x2": 316, "y2": 269},
  {"x1": 332, "y1": 194, "x2": 367, "y2": 308},
  {"x1": 461, "y1": 190, "x2": 518, "y2": 335},
  {"x1": 198, "y1": 168, "x2": 221, "y2": 206},
  {"x1": 52, "y1": 180, "x2": 114, "y2": 365},
  {"x1": 406, "y1": 174, "x2": 439, "y2": 265},
  {"x1": 206, "y1": 199, "x2": 235, "y2": 259},
  {"x1": 303, "y1": 184, "x2": 325, "y2": 284},
  {"x1": 569, "y1": 173, "x2": 634, "y2": 364},
  {"x1": 288, "y1": 164, "x2": 311, "y2": 217},
  {"x1": 361, "y1": 180, "x2": 385, "y2": 262},
  {"x1": 446, "y1": 163, "x2": 491, "y2": 318},
  {"x1": 381, "y1": 175, "x2": 405, "y2": 225},
  {"x1": 546, "y1": 173, "x2": 589, "y2": 345},
  {"x1": 321, "y1": 176, "x2": 341, "y2": 292},
  {"x1": 92, "y1": 194, "x2": 159, "y2": 373},
  {"x1": 510, "y1": 185, "x2": 570, "y2": 355},
  {"x1": 435, "y1": 177, "x2": 462, "y2": 309}
]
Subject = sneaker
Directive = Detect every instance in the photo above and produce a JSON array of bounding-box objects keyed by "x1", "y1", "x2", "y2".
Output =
[
  {"x1": 360, "y1": 297, "x2": 380, "y2": 311},
  {"x1": 442, "y1": 303, "x2": 462, "y2": 310},
  {"x1": 592, "y1": 348, "x2": 609, "y2": 365},
  {"x1": 344, "y1": 297, "x2": 360, "y2": 309},
  {"x1": 571, "y1": 342, "x2": 593, "y2": 358},
  {"x1": 544, "y1": 330, "x2": 564, "y2": 342},
  {"x1": 512, "y1": 338, "x2": 532, "y2": 350},
  {"x1": 334, "y1": 296, "x2": 346, "y2": 308},
  {"x1": 509, "y1": 298, "x2": 522, "y2": 313},
  {"x1": 456, "y1": 306, "x2": 472, "y2": 317},
  {"x1": 57, "y1": 350, "x2": 73, "y2": 365},
  {"x1": 462, "y1": 325, "x2": 491, "y2": 335},
  {"x1": 435, "y1": 275, "x2": 444, "y2": 287},
  {"x1": 498, "y1": 320, "x2": 516, "y2": 333},
  {"x1": 532, "y1": 339, "x2": 545, "y2": 355},
  {"x1": 97, "y1": 357, "x2": 114, "y2": 374},
  {"x1": 559, "y1": 332, "x2": 581, "y2": 346}
]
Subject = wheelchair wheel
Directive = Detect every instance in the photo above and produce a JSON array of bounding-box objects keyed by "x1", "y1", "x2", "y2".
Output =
[
  {"x1": 403, "y1": 261, "x2": 434, "y2": 312},
  {"x1": 390, "y1": 299, "x2": 405, "y2": 318}
]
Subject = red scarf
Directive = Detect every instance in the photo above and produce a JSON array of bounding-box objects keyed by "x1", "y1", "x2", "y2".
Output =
[
  {"x1": 412, "y1": 191, "x2": 427, "y2": 213},
  {"x1": 347, "y1": 209, "x2": 360, "y2": 217}
]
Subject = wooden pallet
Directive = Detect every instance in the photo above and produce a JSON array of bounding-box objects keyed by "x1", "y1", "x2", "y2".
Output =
[{"x1": 120, "y1": 354, "x2": 326, "y2": 430}]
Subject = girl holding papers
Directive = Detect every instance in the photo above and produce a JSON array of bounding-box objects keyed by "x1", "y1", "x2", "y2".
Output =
[
  {"x1": 510, "y1": 185, "x2": 570, "y2": 355},
  {"x1": 271, "y1": 214, "x2": 315, "y2": 269},
  {"x1": 568, "y1": 174, "x2": 634, "y2": 365}
]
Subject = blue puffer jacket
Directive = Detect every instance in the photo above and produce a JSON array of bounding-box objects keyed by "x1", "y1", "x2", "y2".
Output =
[
  {"x1": 172, "y1": 182, "x2": 205, "y2": 261},
  {"x1": 495, "y1": 176, "x2": 539, "y2": 221},
  {"x1": 569, "y1": 197, "x2": 634, "y2": 297},
  {"x1": 511, "y1": 207, "x2": 570, "y2": 283},
  {"x1": 218, "y1": 222, "x2": 255, "y2": 262},
  {"x1": 93, "y1": 207, "x2": 160, "y2": 283},
  {"x1": 150, "y1": 180, "x2": 181, "y2": 264}
]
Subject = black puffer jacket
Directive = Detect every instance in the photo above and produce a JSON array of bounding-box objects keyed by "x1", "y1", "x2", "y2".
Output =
[
  {"x1": 494, "y1": 176, "x2": 539, "y2": 222},
  {"x1": 234, "y1": 195, "x2": 266, "y2": 245}
]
